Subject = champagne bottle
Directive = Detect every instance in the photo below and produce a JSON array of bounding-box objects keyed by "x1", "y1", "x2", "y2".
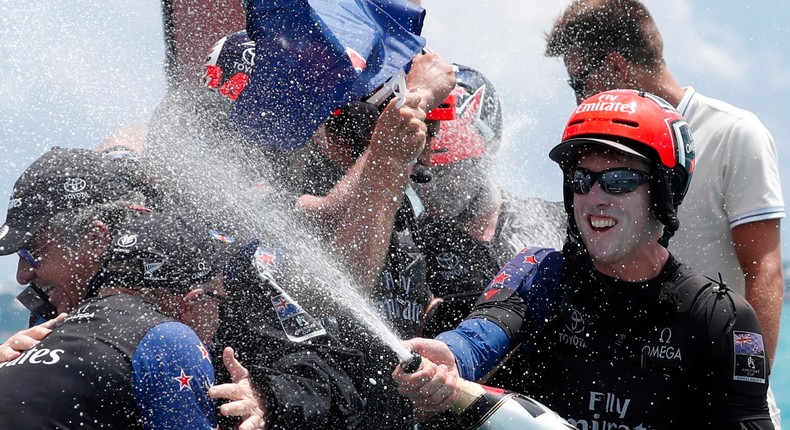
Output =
[{"x1": 401, "y1": 353, "x2": 575, "y2": 430}]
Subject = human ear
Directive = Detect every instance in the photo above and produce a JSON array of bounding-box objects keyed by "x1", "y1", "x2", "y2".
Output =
[{"x1": 605, "y1": 52, "x2": 632, "y2": 86}]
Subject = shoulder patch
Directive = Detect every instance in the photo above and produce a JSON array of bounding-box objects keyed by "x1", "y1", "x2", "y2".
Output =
[
  {"x1": 477, "y1": 247, "x2": 563, "y2": 305},
  {"x1": 732, "y1": 331, "x2": 766, "y2": 384}
]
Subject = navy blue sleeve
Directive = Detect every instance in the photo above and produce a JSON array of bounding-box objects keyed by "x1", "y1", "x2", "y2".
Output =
[
  {"x1": 437, "y1": 318, "x2": 510, "y2": 381},
  {"x1": 131, "y1": 322, "x2": 218, "y2": 430},
  {"x1": 437, "y1": 247, "x2": 565, "y2": 381}
]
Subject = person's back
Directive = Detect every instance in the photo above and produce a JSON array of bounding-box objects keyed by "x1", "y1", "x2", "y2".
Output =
[{"x1": 0, "y1": 294, "x2": 214, "y2": 428}]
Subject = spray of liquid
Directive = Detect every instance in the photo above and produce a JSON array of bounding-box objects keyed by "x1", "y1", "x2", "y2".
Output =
[{"x1": 143, "y1": 86, "x2": 412, "y2": 361}]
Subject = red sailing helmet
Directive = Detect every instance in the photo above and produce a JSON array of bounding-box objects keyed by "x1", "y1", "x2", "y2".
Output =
[
  {"x1": 423, "y1": 64, "x2": 503, "y2": 166},
  {"x1": 549, "y1": 89, "x2": 695, "y2": 246}
]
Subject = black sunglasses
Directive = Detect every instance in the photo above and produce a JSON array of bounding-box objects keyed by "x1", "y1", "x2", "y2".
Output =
[{"x1": 570, "y1": 167, "x2": 651, "y2": 195}]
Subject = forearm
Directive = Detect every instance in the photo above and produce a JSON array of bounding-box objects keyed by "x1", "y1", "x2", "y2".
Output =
[
  {"x1": 305, "y1": 149, "x2": 415, "y2": 289},
  {"x1": 744, "y1": 270, "x2": 784, "y2": 365},
  {"x1": 732, "y1": 219, "x2": 784, "y2": 365},
  {"x1": 296, "y1": 94, "x2": 425, "y2": 291}
]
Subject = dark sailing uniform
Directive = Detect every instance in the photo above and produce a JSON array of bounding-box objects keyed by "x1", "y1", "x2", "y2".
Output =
[
  {"x1": 214, "y1": 241, "x2": 367, "y2": 430},
  {"x1": 418, "y1": 192, "x2": 566, "y2": 339},
  {"x1": 439, "y1": 247, "x2": 774, "y2": 430},
  {"x1": 0, "y1": 294, "x2": 217, "y2": 429},
  {"x1": 294, "y1": 151, "x2": 430, "y2": 429}
]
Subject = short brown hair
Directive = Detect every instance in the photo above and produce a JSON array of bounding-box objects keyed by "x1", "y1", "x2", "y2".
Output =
[{"x1": 545, "y1": 0, "x2": 664, "y2": 67}]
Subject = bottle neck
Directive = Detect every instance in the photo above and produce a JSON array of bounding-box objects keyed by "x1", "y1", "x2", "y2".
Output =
[{"x1": 449, "y1": 378, "x2": 486, "y2": 413}]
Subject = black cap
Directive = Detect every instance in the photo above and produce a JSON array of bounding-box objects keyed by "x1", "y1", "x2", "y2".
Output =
[
  {"x1": 0, "y1": 147, "x2": 135, "y2": 255},
  {"x1": 100, "y1": 211, "x2": 238, "y2": 293}
]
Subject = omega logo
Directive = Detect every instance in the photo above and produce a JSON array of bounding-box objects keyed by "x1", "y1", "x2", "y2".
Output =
[{"x1": 659, "y1": 327, "x2": 672, "y2": 343}]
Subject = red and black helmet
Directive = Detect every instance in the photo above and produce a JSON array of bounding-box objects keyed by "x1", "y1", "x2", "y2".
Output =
[
  {"x1": 549, "y1": 89, "x2": 695, "y2": 246},
  {"x1": 204, "y1": 30, "x2": 255, "y2": 101},
  {"x1": 423, "y1": 64, "x2": 503, "y2": 166}
]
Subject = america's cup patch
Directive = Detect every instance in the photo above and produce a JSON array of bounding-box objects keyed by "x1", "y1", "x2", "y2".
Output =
[
  {"x1": 270, "y1": 293, "x2": 326, "y2": 343},
  {"x1": 732, "y1": 331, "x2": 766, "y2": 384}
]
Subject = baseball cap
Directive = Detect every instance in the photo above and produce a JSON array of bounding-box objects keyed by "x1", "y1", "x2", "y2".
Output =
[
  {"x1": 0, "y1": 147, "x2": 135, "y2": 255},
  {"x1": 100, "y1": 210, "x2": 238, "y2": 294}
]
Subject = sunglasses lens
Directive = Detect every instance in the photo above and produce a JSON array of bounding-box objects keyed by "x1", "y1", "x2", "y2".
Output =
[
  {"x1": 571, "y1": 169, "x2": 594, "y2": 194},
  {"x1": 599, "y1": 170, "x2": 646, "y2": 194},
  {"x1": 570, "y1": 168, "x2": 649, "y2": 195},
  {"x1": 18, "y1": 248, "x2": 39, "y2": 268}
]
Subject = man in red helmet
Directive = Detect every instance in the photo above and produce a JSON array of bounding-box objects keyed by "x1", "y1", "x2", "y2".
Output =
[
  {"x1": 545, "y1": 0, "x2": 785, "y2": 395},
  {"x1": 392, "y1": 90, "x2": 774, "y2": 429}
]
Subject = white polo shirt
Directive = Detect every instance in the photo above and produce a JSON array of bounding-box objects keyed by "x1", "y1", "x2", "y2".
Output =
[{"x1": 670, "y1": 87, "x2": 785, "y2": 295}]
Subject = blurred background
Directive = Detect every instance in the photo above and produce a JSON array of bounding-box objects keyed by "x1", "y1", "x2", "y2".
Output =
[{"x1": 1, "y1": 0, "x2": 789, "y2": 421}]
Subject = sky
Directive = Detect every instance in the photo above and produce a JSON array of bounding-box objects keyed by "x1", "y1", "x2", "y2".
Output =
[
  {"x1": 0, "y1": 0, "x2": 788, "y2": 355},
  {"x1": 1, "y1": 0, "x2": 790, "y2": 422}
]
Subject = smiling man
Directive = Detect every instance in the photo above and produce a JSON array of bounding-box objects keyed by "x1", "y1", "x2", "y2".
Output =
[
  {"x1": 545, "y1": 5, "x2": 785, "y2": 399},
  {"x1": 392, "y1": 90, "x2": 774, "y2": 429}
]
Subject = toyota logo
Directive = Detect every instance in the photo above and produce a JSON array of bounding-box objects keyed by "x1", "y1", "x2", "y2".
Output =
[
  {"x1": 436, "y1": 252, "x2": 460, "y2": 270},
  {"x1": 63, "y1": 177, "x2": 87, "y2": 193},
  {"x1": 565, "y1": 308, "x2": 586, "y2": 334}
]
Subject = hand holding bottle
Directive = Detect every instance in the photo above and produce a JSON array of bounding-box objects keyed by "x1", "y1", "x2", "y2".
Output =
[
  {"x1": 392, "y1": 338, "x2": 461, "y2": 411},
  {"x1": 393, "y1": 340, "x2": 576, "y2": 430}
]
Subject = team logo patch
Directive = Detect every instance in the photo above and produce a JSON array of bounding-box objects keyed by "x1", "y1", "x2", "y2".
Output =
[
  {"x1": 173, "y1": 369, "x2": 194, "y2": 391},
  {"x1": 116, "y1": 234, "x2": 138, "y2": 248},
  {"x1": 143, "y1": 259, "x2": 166, "y2": 280},
  {"x1": 0, "y1": 225, "x2": 8, "y2": 241},
  {"x1": 63, "y1": 177, "x2": 87, "y2": 193},
  {"x1": 253, "y1": 247, "x2": 283, "y2": 276},
  {"x1": 492, "y1": 272, "x2": 510, "y2": 285},
  {"x1": 270, "y1": 292, "x2": 326, "y2": 342},
  {"x1": 8, "y1": 198, "x2": 22, "y2": 209},
  {"x1": 732, "y1": 331, "x2": 766, "y2": 384}
]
